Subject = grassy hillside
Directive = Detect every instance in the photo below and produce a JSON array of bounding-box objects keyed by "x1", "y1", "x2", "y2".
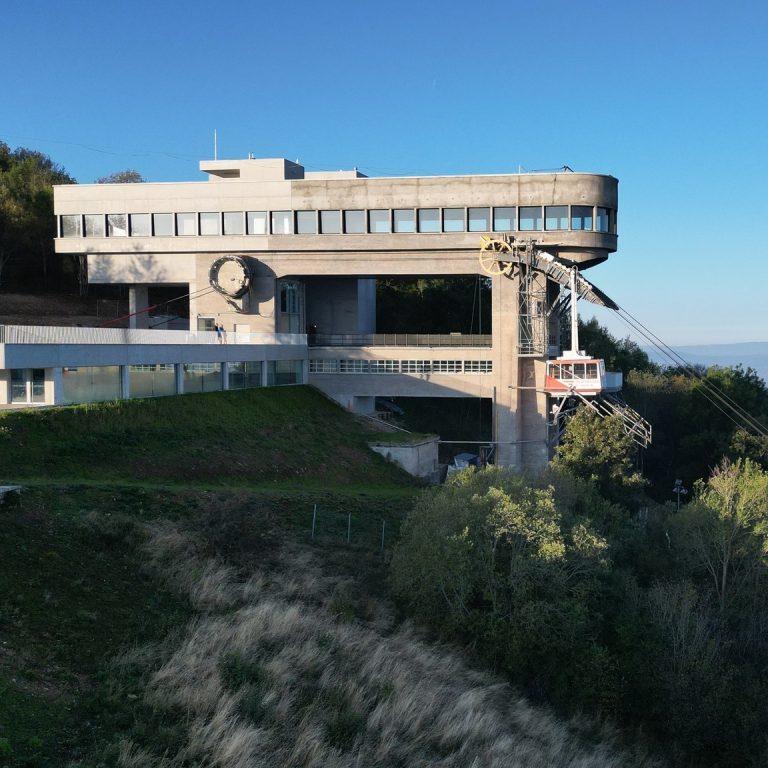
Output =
[
  {"x1": 0, "y1": 386, "x2": 411, "y2": 490},
  {"x1": 0, "y1": 388, "x2": 652, "y2": 766}
]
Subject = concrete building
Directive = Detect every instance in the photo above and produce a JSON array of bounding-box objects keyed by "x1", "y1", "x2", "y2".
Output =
[{"x1": 33, "y1": 158, "x2": 617, "y2": 470}]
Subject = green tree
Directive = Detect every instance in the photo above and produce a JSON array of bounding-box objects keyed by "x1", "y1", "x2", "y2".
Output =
[
  {"x1": 95, "y1": 169, "x2": 145, "y2": 183},
  {"x1": 578, "y1": 317, "x2": 657, "y2": 376},
  {"x1": 671, "y1": 459, "x2": 768, "y2": 613},
  {"x1": 0, "y1": 141, "x2": 75, "y2": 290},
  {"x1": 554, "y1": 408, "x2": 645, "y2": 502}
]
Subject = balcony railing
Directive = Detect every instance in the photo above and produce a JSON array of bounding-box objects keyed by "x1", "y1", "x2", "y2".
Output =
[
  {"x1": 0, "y1": 325, "x2": 306, "y2": 346},
  {"x1": 309, "y1": 333, "x2": 492, "y2": 348}
]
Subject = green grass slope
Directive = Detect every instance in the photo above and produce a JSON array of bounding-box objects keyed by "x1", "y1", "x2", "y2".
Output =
[{"x1": 0, "y1": 386, "x2": 412, "y2": 491}]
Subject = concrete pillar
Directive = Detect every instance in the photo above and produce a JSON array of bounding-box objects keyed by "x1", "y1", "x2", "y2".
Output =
[
  {"x1": 350, "y1": 396, "x2": 376, "y2": 415},
  {"x1": 47, "y1": 367, "x2": 63, "y2": 405},
  {"x1": 128, "y1": 285, "x2": 150, "y2": 329},
  {"x1": 0, "y1": 369, "x2": 9, "y2": 405},
  {"x1": 120, "y1": 366, "x2": 130, "y2": 400},
  {"x1": 174, "y1": 364, "x2": 184, "y2": 395},
  {"x1": 221, "y1": 362, "x2": 230, "y2": 390},
  {"x1": 261, "y1": 360, "x2": 269, "y2": 387},
  {"x1": 491, "y1": 274, "x2": 521, "y2": 468}
]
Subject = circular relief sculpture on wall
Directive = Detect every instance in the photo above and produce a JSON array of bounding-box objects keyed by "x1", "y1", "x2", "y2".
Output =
[{"x1": 208, "y1": 255, "x2": 252, "y2": 299}]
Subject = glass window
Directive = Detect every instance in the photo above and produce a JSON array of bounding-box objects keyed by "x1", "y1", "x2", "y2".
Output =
[
  {"x1": 343, "y1": 210, "x2": 365, "y2": 234},
  {"x1": 129, "y1": 364, "x2": 176, "y2": 398},
  {"x1": 320, "y1": 210, "x2": 341, "y2": 234},
  {"x1": 61, "y1": 215, "x2": 82, "y2": 237},
  {"x1": 393, "y1": 209, "x2": 415, "y2": 233},
  {"x1": 519, "y1": 206, "x2": 543, "y2": 231},
  {"x1": 223, "y1": 211, "x2": 244, "y2": 235},
  {"x1": 442, "y1": 208, "x2": 465, "y2": 232},
  {"x1": 10, "y1": 369, "x2": 27, "y2": 403},
  {"x1": 596, "y1": 207, "x2": 610, "y2": 233},
  {"x1": 129, "y1": 213, "x2": 151, "y2": 237},
  {"x1": 62, "y1": 366, "x2": 121, "y2": 404},
  {"x1": 107, "y1": 214, "x2": 127, "y2": 237},
  {"x1": 571, "y1": 205, "x2": 593, "y2": 231},
  {"x1": 31, "y1": 368, "x2": 45, "y2": 403},
  {"x1": 296, "y1": 210, "x2": 317, "y2": 234},
  {"x1": 468, "y1": 207, "x2": 490, "y2": 232},
  {"x1": 271, "y1": 210, "x2": 292, "y2": 234},
  {"x1": 586, "y1": 364, "x2": 598, "y2": 379},
  {"x1": 246, "y1": 211, "x2": 267, "y2": 235},
  {"x1": 228, "y1": 361, "x2": 262, "y2": 389},
  {"x1": 197, "y1": 316, "x2": 215, "y2": 332},
  {"x1": 183, "y1": 363, "x2": 222, "y2": 393},
  {"x1": 176, "y1": 212, "x2": 197, "y2": 236},
  {"x1": 545, "y1": 205, "x2": 568, "y2": 230},
  {"x1": 417, "y1": 208, "x2": 440, "y2": 233},
  {"x1": 368, "y1": 209, "x2": 391, "y2": 233},
  {"x1": 267, "y1": 360, "x2": 303, "y2": 386},
  {"x1": 84, "y1": 214, "x2": 105, "y2": 237},
  {"x1": 493, "y1": 207, "x2": 516, "y2": 232},
  {"x1": 152, "y1": 213, "x2": 173, "y2": 236},
  {"x1": 199, "y1": 212, "x2": 220, "y2": 235}
]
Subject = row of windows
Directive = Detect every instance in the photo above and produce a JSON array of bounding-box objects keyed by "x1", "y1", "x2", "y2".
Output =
[
  {"x1": 58, "y1": 204, "x2": 616, "y2": 238},
  {"x1": 309, "y1": 359, "x2": 493, "y2": 374}
]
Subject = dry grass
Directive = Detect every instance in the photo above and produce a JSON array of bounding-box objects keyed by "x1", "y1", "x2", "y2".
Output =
[{"x1": 109, "y1": 518, "x2": 659, "y2": 768}]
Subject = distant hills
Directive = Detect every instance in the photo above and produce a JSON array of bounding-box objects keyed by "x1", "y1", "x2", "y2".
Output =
[{"x1": 645, "y1": 341, "x2": 768, "y2": 382}]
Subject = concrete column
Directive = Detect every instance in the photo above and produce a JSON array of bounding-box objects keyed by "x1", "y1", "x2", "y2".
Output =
[
  {"x1": 128, "y1": 285, "x2": 150, "y2": 329},
  {"x1": 0, "y1": 369, "x2": 9, "y2": 405},
  {"x1": 261, "y1": 359, "x2": 269, "y2": 387},
  {"x1": 491, "y1": 274, "x2": 521, "y2": 468},
  {"x1": 174, "y1": 364, "x2": 184, "y2": 395},
  {"x1": 120, "y1": 366, "x2": 130, "y2": 400},
  {"x1": 221, "y1": 362, "x2": 230, "y2": 390},
  {"x1": 350, "y1": 396, "x2": 376, "y2": 415},
  {"x1": 48, "y1": 367, "x2": 63, "y2": 404}
]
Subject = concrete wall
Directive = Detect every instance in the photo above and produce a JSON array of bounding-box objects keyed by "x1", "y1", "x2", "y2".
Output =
[{"x1": 369, "y1": 437, "x2": 439, "y2": 480}]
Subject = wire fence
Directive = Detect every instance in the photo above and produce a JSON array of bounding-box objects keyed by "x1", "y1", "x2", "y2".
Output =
[{"x1": 306, "y1": 503, "x2": 395, "y2": 552}]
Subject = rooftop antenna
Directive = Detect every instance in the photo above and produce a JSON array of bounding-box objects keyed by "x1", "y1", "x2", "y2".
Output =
[{"x1": 213, "y1": 129, "x2": 218, "y2": 160}]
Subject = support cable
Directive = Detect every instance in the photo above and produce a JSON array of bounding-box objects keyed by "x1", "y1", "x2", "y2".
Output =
[{"x1": 99, "y1": 285, "x2": 217, "y2": 328}]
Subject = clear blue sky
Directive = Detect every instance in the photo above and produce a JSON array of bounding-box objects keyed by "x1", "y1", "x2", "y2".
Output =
[{"x1": 2, "y1": 0, "x2": 766, "y2": 345}]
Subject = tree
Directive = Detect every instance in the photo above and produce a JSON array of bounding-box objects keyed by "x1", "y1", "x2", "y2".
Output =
[
  {"x1": 578, "y1": 317, "x2": 657, "y2": 376},
  {"x1": 0, "y1": 142, "x2": 75, "y2": 289},
  {"x1": 671, "y1": 459, "x2": 768, "y2": 614},
  {"x1": 554, "y1": 408, "x2": 645, "y2": 502},
  {"x1": 95, "y1": 170, "x2": 145, "y2": 184}
]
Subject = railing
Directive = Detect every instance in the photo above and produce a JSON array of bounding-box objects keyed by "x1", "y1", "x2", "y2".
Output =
[
  {"x1": 0, "y1": 324, "x2": 307, "y2": 346},
  {"x1": 309, "y1": 333, "x2": 492, "y2": 348}
]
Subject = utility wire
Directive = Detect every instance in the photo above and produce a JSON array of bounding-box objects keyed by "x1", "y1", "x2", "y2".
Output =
[{"x1": 99, "y1": 285, "x2": 217, "y2": 327}]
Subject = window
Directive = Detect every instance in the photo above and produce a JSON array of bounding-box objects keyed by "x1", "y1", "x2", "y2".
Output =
[
  {"x1": 153, "y1": 213, "x2": 173, "y2": 236},
  {"x1": 574, "y1": 363, "x2": 586, "y2": 379},
  {"x1": 129, "y1": 213, "x2": 151, "y2": 237},
  {"x1": 246, "y1": 211, "x2": 267, "y2": 235},
  {"x1": 309, "y1": 359, "x2": 340, "y2": 373},
  {"x1": 197, "y1": 316, "x2": 215, "y2": 332},
  {"x1": 343, "y1": 210, "x2": 365, "y2": 234},
  {"x1": 199, "y1": 212, "x2": 220, "y2": 235},
  {"x1": 339, "y1": 359, "x2": 369, "y2": 373},
  {"x1": 223, "y1": 211, "x2": 244, "y2": 235},
  {"x1": 176, "y1": 212, "x2": 197, "y2": 236},
  {"x1": 61, "y1": 215, "x2": 82, "y2": 237},
  {"x1": 267, "y1": 360, "x2": 303, "y2": 386},
  {"x1": 31, "y1": 368, "x2": 45, "y2": 403},
  {"x1": 296, "y1": 210, "x2": 317, "y2": 234},
  {"x1": 369, "y1": 360, "x2": 399, "y2": 373},
  {"x1": 586, "y1": 364, "x2": 598, "y2": 380},
  {"x1": 84, "y1": 214, "x2": 105, "y2": 237},
  {"x1": 545, "y1": 205, "x2": 568, "y2": 230},
  {"x1": 468, "y1": 207, "x2": 490, "y2": 232},
  {"x1": 417, "y1": 208, "x2": 440, "y2": 233},
  {"x1": 271, "y1": 210, "x2": 292, "y2": 234},
  {"x1": 442, "y1": 208, "x2": 465, "y2": 232},
  {"x1": 320, "y1": 210, "x2": 341, "y2": 234},
  {"x1": 10, "y1": 369, "x2": 26, "y2": 403},
  {"x1": 402, "y1": 360, "x2": 431, "y2": 373},
  {"x1": 62, "y1": 366, "x2": 122, "y2": 403},
  {"x1": 493, "y1": 207, "x2": 516, "y2": 232},
  {"x1": 432, "y1": 360, "x2": 462, "y2": 373},
  {"x1": 107, "y1": 214, "x2": 127, "y2": 237},
  {"x1": 571, "y1": 205, "x2": 593, "y2": 231},
  {"x1": 129, "y1": 364, "x2": 176, "y2": 398},
  {"x1": 519, "y1": 206, "x2": 543, "y2": 231},
  {"x1": 228, "y1": 361, "x2": 262, "y2": 389},
  {"x1": 279, "y1": 281, "x2": 303, "y2": 332},
  {"x1": 596, "y1": 207, "x2": 610, "y2": 233},
  {"x1": 183, "y1": 363, "x2": 221, "y2": 393},
  {"x1": 393, "y1": 209, "x2": 416, "y2": 233},
  {"x1": 368, "y1": 209, "x2": 390, "y2": 233}
]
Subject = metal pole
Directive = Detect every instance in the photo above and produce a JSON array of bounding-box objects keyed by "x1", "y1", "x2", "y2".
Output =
[
  {"x1": 346, "y1": 512, "x2": 351, "y2": 544},
  {"x1": 311, "y1": 504, "x2": 317, "y2": 540},
  {"x1": 380, "y1": 519, "x2": 386, "y2": 552},
  {"x1": 569, "y1": 266, "x2": 579, "y2": 354}
]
